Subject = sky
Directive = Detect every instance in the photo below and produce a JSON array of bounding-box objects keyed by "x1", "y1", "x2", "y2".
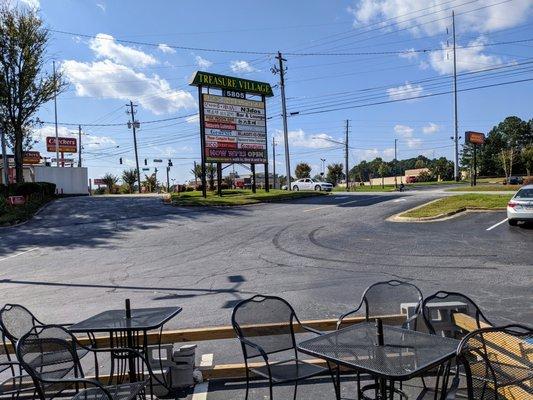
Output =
[{"x1": 15, "y1": 0, "x2": 533, "y2": 183}]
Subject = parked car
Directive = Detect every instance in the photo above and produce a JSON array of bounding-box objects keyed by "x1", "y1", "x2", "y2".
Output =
[
  {"x1": 405, "y1": 176, "x2": 417, "y2": 184},
  {"x1": 506, "y1": 176, "x2": 524, "y2": 185},
  {"x1": 507, "y1": 184, "x2": 533, "y2": 226},
  {"x1": 291, "y1": 178, "x2": 333, "y2": 191}
]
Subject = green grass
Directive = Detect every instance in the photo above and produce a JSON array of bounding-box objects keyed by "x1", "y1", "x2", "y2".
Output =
[
  {"x1": 400, "y1": 194, "x2": 512, "y2": 219},
  {"x1": 0, "y1": 197, "x2": 54, "y2": 225},
  {"x1": 447, "y1": 184, "x2": 521, "y2": 192},
  {"x1": 170, "y1": 189, "x2": 327, "y2": 206}
]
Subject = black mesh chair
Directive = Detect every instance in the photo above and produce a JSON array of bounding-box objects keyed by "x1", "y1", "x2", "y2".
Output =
[
  {"x1": 16, "y1": 325, "x2": 151, "y2": 400},
  {"x1": 232, "y1": 295, "x2": 337, "y2": 400},
  {"x1": 337, "y1": 280, "x2": 423, "y2": 329},
  {"x1": 448, "y1": 324, "x2": 533, "y2": 400},
  {"x1": 421, "y1": 291, "x2": 492, "y2": 339}
]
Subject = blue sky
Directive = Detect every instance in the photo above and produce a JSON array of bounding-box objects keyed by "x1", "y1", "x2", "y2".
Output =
[{"x1": 21, "y1": 0, "x2": 533, "y2": 183}]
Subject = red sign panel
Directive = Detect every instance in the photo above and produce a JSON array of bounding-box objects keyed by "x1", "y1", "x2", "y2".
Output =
[
  {"x1": 8, "y1": 196, "x2": 26, "y2": 206},
  {"x1": 46, "y1": 137, "x2": 78, "y2": 153},
  {"x1": 465, "y1": 131, "x2": 485, "y2": 145},
  {"x1": 93, "y1": 179, "x2": 105, "y2": 185},
  {"x1": 23, "y1": 151, "x2": 41, "y2": 164}
]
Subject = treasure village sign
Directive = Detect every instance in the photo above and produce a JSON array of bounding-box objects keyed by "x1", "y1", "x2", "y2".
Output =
[{"x1": 190, "y1": 71, "x2": 274, "y2": 198}]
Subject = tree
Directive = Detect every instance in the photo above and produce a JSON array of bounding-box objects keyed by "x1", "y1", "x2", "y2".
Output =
[
  {"x1": 522, "y1": 144, "x2": 533, "y2": 176},
  {"x1": 377, "y1": 162, "x2": 390, "y2": 187},
  {"x1": 122, "y1": 169, "x2": 137, "y2": 193},
  {"x1": 142, "y1": 174, "x2": 157, "y2": 192},
  {"x1": 430, "y1": 157, "x2": 454, "y2": 181},
  {"x1": 326, "y1": 163, "x2": 344, "y2": 186},
  {"x1": 191, "y1": 163, "x2": 202, "y2": 186},
  {"x1": 206, "y1": 163, "x2": 216, "y2": 191},
  {"x1": 492, "y1": 116, "x2": 531, "y2": 178},
  {"x1": 0, "y1": 5, "x2": 66, "y2": 182},
  {"x1": 102, "y1": 173, "x2": 118, "y2": 194},
  {"x1": 294, "y1": 162, "x2": 311, "y2": 179},
  {"x1": 414, "y1": 158, "x2": 426, "y2": 169}
]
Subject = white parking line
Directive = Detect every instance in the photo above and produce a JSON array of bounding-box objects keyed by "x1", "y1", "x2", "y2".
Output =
[
  {"x1": 486, "y1": 218, "x2": 508, "y2": 231},
  {"x1": 302, "y1": 195, "x2": 383, "y2": 213},
  {"x1": 192, "y1": 382, "x2": 209, "y2": 400},
  {"x1": 0, "y1": 247, "x2": 38, "y2": 263}
]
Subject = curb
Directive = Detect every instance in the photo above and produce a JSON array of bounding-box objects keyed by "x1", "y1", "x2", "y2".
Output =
[{"x1": 388, "y1": 202, "x2": 506, "y2": 223}]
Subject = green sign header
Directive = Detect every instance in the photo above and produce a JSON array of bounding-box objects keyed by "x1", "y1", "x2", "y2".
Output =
[{"x1": 190, "y1": 71, "x2": 274, "y2": 97}]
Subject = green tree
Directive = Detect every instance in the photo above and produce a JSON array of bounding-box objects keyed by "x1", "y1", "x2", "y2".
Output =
[
  {"x1": 206, "y1": 163, "x2": 216, "y2": 191},
  {"x1": 378, "y1": 162, "x2": 390, "y2": 187},
  {"x1": 142, "y1": 174, "x2": 157, "y2": 192},
  {"x1": 121, "y1": 169, "x2": 137, "y2": 193},
  {"x1": 102, "y1": 173, "x2": 118, "y2": 194},
  {"x1": 414, "y1": 158, "x2": 426, "y2": 169},
  {"x1": 491, "y1": 116, "x2": 531, "y2": 178},
  {"x1": 522, "y1": 144, "x2": 533, "y2": 176},
  {"x1": 0, "y1": 5, "x2": 66, "y2": 182},
  {"x1": 294, "y1": 162, "x2": 311, "y2": 179},
  {"x1": 326, "y1": 163, "x2": 344, "y2": 186},
  {"x1": 191, "y1": 163, "x2": 202, "y2": 184},
  {"x1": 430, "y1": 157, "x2": 454, "y2": 181}
]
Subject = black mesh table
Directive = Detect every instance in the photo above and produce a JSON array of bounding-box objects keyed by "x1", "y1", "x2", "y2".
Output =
[
  {"x1": 298, "y1": 322, "x2": 459, "y2": 399},
  {"x1": 69, "y1": 306, "x2": 182, "y2": 395}
]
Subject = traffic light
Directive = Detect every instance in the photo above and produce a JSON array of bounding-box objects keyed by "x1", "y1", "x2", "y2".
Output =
[
  {"x1": 168, "y1": 159, "x2": 173, "y2": 167},
  {"x1": 144, "y1": 159, "x2": 147, "y2": 166},
  {"x1": 119, "y1": 157, "x2": 123, "y2": 165}
]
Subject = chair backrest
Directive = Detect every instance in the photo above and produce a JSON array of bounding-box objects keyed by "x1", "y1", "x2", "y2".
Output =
[
  {"x1": 0, "y1": 304, "x2": 40, "y2": 345},
  {"x1": 232, "y1": 295, "x2": 298, "y2": 359},
  {"x1": 16, "y1": 325, "x2": 84, "y2": 399},
  {"x1": 361, "y1": 280, "x2": 423, "y2": 320},
  {"x1": 457, "y1": 324, "x2": 533, "y2": 400},
  {"x1": 422, "y1": 291, "x2": 492, "y2": 338}
]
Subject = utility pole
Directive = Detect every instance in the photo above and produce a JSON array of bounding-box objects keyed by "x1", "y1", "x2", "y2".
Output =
[
  {"x1": 0, "y1": 125, "x2": 8, "y2": 184},
  {"x1": 345, "y1": 119, "x2": 349, "y2": 191},
  {"x1": 452, "y1": 11, "x2": 460, "y2": 181},
  {"x1": 394, "y1": 138, "x2": 398, "y2": 188},
  {"x1": 78, "y1": 125, "x2": 82, "y2": 167},
  {"x1": 53, "y1": 61, "x2": 60, "y2": 167},
  {"x1": 273, "y1": 52, "x2": 291, "y2": 190},
  {"x1": 127, "y1": 101, "x2": 142, "y2": 192},
  {"x1": 272, "y1": 137, "x2": 276, "y2": 189}
]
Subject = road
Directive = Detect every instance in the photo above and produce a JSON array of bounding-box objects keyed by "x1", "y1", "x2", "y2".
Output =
[{"x1": 1, "y1": 191, "x2": 531, "y2": 328}]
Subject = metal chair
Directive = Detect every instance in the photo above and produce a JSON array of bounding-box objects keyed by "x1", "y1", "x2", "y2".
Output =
[
  {"x1": 337, "y1": 279, "x2": 423, "y2": 329},
  {"x1": 448, "y1": 324, "x2": 533, "y2": 400},
  {"x1": 16, "y1": 325, "x2": 152, "y2": 400},
  {"x1": 232, "y1": 295, "x2": 338, "y2": 400},
  {"x1": 421, "y1": 291, "x2": 492, "y2": 339}
]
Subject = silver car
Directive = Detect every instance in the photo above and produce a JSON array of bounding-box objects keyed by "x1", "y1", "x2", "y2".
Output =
[{"x1": 507, "y1": 184, "x2": 533, "y2": 226}]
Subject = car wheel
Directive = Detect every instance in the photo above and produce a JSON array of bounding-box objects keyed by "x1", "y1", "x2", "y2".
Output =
[
  {"x1": 293, "y1": 186, "x2": 299, "y2": 191},
  {"x1": 315, "y1": 185, "x2": 322, "y2": 191},
  {"x1": 508, "y1": 219, "x2": 518, "y2": 226}
]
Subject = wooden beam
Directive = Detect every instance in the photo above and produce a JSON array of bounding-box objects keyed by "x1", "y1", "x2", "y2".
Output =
[{"x1": 0, "y1": 314, "x2": 405, "y2": 355}]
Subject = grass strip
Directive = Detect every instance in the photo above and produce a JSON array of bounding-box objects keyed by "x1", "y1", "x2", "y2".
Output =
[
  {"x1": 447, "y1": 185, "x2": 521, "y2": 192},
  {"x1": 0, "y1": 197, "x2": 54, "y2": 225},
  {"x1": 170, "y1": 189, "x2": 327, "y2": 206},
  {"x1": 400, "y1": 194, "x2": 512, "y2": 219}
]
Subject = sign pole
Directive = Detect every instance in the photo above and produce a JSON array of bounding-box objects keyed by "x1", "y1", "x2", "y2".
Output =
[
  {"x1": 263, "y1": 94, "x2": 269, "y2": 192},
  {"x1": 473, "y1": 144, "x2": 477, "y2": 186},
  {"x1": 272, "y1": 137, "x2": 276, "y2": 190},
  {"x1": 78, "y1": 125, "x2": 82, "y2": 167},
  {"x1": 251, "y1": 163, "x2": 256, "y2": 194},
  {"x1": 198, "y1": 86, "x2": 207, "y2": 198},
  {"x1": 216, "y1": 162, "x2": 222, "y2": 197},
  {"x1": 53, "y1": 61, "x2": 60, "y2": 168}
]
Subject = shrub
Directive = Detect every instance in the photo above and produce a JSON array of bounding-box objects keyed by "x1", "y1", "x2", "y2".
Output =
[{"x1": 0, "y1": 184, "x2": 7, "y2": 199}]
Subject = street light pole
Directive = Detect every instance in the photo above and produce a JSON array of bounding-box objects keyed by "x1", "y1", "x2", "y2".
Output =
[
  {"x1": 452, "y1": 10, "x2": 460, "y2": 181},
  {"x1": 345, "y1": 119, "x2": 349, "y2": 191},
  {"x1": 272, "y1": 137, "x2": 277, "y2": 189},
  {"x1": 53, "y1": 61, "x2": 60, "y2": 167},
  {"x1": 273, "y1": 52, "x2": 291, "y2": 190},
  {"x1": 394, "y1": 138, "x2": 398, "y2": 188},
  {"x1": 78, "y1": 125, "x2": 82, "y2": 167}
]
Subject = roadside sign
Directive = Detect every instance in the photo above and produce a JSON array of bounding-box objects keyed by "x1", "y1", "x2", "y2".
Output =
[
  {"x1": 153, "y1": 159, "x2": 163, "y2": 163},
  {"x1": 8, "y1": 196, "x2": 26, "y2": 206},
  {"x1": 52, "y1": 158, "x2": 74, "y2": 163},
  {"x1": 142, "y1": 167, "x2": 150, "y2": 171},
  {"x1": 465, "y1": 131, "x2": 485, "y2": 145},
  {"x1": 190, "y1": 71, "x2": 273, "y2": 96},
  {"x1": 93, "y1": 178, "x2": 105, "y2": 185},
  {"x1": 23, "y1": 151, "x2": 41, "y2": 164},
  {"x1": 46, "y1": 137, "x2": 77, "y2": 153}
]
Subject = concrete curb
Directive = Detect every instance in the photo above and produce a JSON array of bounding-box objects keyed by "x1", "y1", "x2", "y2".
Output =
[
  {"x1": 388, "y1": 198, "x2": 505, "y2": 223},
  {"x1": 0, "y1": 198, "x2": 55, "y2": 229}
]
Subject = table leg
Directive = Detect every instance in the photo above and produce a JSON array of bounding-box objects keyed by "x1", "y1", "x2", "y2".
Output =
[{"x1": 127, "y1": 329, "x2": 136, "y2": 383}]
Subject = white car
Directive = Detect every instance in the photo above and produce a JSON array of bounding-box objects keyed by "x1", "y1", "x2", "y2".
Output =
[
  {"x1": 507, "y1": 184, "x2": 533, "y2": 226},
  {"x1": 291, "y1": 178, "x2": 333, "y2": 192}
]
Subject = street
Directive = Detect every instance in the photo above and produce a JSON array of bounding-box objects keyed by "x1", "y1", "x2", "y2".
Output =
[{"x1": 1, "y1": 192, "x2": 531, "y2": 328}]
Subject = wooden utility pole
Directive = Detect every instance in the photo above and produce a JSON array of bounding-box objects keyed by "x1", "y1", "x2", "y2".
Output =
[
  {"x1": 78, "y1": 125, "x2": 82, "y2": 167},
  {"x1": 345, "y1": 119, "x2": 349, "y2": 191},
  {"x1": 127, "y1": 101, "x2": 142, "y2": 192},
  {"x1": 452, "y1": 11, "x2": 460, "y2": 181},
  {"x1": 274, "y1": 52, "x2": 291, "y2": 190}
]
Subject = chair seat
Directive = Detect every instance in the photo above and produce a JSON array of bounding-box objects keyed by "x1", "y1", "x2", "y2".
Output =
[
  {"x1": 470, "y1": 360, "x2": 533, "y2": 387},
  {"x1": 71, "y1": 381, "x2": 147, "y2": 400},
  {"x1": 250, "y1": 358, "x2": 327, "y2": 383}
]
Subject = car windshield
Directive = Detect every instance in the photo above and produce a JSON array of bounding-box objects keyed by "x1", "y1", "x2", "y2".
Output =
[{"x1": 515, "y1": 188, "x2": 533, "y2": 199}]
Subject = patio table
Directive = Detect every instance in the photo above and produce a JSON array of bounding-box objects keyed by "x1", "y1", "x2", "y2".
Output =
[
  {"x1": 69, "y1": 303, "x2": 182, "y2": 394},
  {"x1": 298, "y1": 321, "x2": 459, "y2": 400}
]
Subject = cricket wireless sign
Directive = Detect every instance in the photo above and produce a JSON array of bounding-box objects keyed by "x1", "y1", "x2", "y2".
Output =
[{"x1": 190, "y1": 71, "x2": 273, "y2": 164}]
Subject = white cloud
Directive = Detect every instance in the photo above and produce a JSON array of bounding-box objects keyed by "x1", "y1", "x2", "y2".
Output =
[
  {"x1": 394, "y1": 124, "x2": 422, "y2": 148},
  {"x1": 17, "y1": 0, "x2": 39, "y2": 8},
  {"x1": 158, "y1": 43, "x2": 176, "y2": 54},
  {"x1": 398, "y1": 48, "x2": 418, "y2": 61},
  {"x1": 33, "y1": 125, "x2": 73, "y2": 142},
  {"x1": 89, "y1": 33, "x2": 157, "y2": 68},
  {"x1": 422, "y1": 122, "x2": 440, "y2": 135},
  {"x1": 387, "y1": 82, "x2": 424, "y2": 101},
  {"x1": 62, "y1": 60, "x2": 195, "y2": 115},
  {"x1": 186, "y1": 114, "x2": 199, "y2": 124},
  {"x1": 428, "y1": 37, "x2": 503, "y2": 75},
  {"x1": 96, "y1": 3, "x2": 106, "y2": 12},
  {"x1": 275, "y1": 129, "x2": 338, "y2": 149},
  {"x1": 230, "y1": 60, "x2": 257, "y2": 73},
  {"x1": 84, "y1": 135, "x2": 116, "y2": 149},
  {"x1": 348, "y1": 0, "x2": 532, "y2": 35},
  {"x1": 195, "y1": 55, "x2": 213, "y2": 69}
]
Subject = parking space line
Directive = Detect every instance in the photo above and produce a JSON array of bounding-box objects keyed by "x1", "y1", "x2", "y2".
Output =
[
  {"x1": 486, "y1": 218, "x2": 508, "y2": 231},
  {"x1": 192, "y1": 382, "x2": 209, "y2": 400},
  {"x1": 0, "y1": 248, "x2": 38, "y2": 263},
  {"x1": 302, "y1": 195, "x2": 382, "y2": 213}
]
